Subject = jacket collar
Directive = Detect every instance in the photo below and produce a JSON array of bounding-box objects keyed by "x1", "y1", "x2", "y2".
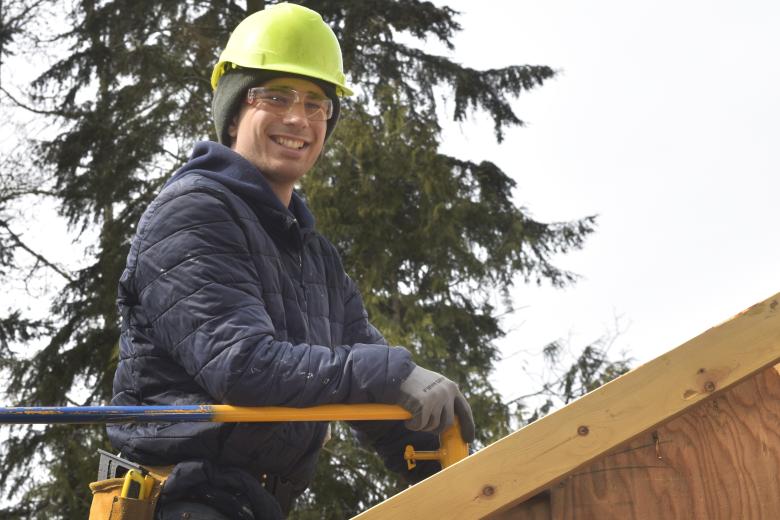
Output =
[{"x1": 166, "y1": 141, "x2": 316, "y2": 233}]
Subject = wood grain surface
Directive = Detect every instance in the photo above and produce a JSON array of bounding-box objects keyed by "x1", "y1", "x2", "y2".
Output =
[{"x1": 488, "y1": 492, "x2": 551, "y2": 520}]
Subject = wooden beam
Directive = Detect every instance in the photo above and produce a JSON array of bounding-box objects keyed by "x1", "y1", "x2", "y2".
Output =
[{"x1": 353, "y1": 291, "x2": 780, "y2": 519}]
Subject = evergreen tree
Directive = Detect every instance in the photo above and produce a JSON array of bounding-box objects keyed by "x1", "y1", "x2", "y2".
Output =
[{"x1": 0, "y1": 1, "x2": 617, "y2": 518}]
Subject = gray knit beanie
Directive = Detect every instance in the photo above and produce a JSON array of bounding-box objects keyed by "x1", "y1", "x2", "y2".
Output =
[{"x1": 212, "y1": 67, "x2": 341, "y2": 145}]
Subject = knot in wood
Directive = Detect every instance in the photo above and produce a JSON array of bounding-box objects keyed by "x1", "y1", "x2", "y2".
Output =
[
  {"x1": 704, "y1": 381, "x2": 716, "y2": 393},
  {"x1": 482, "y1": 485, "x2": 495, "y2": 497},
  {"x1": 577, "y1": 425, "x2": 590, "y2": 436}
]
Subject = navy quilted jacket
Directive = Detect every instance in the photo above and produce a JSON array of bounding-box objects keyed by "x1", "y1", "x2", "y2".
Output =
[{"x1": 108, "y1": 142, "x2": 436, "y2": 493}]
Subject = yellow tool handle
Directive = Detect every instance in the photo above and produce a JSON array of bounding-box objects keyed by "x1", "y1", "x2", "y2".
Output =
[
  {"x1": 213, "y1": 404, "x2": 468, "y2": 469},
  {"x1": 213, "y1": 404, "x2": 470, "y2": 469},
  {"x1": 120, "y1": 469, "x2": 146, "y2": 499},
  {"x1": 141, "y1": 474, "x2": 155, "y2": 500},
  {"x1": 210, "y1": 403, "x2": 412, "y2": 422}
]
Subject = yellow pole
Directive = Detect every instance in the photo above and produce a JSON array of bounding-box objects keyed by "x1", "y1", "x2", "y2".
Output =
[
  {"x1": 211, "y1": 404, "x2": 468, "y2": 469},
  {"x1": 210, "y1": 403, "x2": 412, "y2": 422}
]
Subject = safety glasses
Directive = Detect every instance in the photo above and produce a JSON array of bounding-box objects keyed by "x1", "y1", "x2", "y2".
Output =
[{"x1": 246, "y1": 87, "x2": 334, "y2": 121}]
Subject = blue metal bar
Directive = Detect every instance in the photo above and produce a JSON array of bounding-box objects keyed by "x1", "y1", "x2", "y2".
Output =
[{"x1": 0, "y1": 405, "x2": 214, "y2": 424}]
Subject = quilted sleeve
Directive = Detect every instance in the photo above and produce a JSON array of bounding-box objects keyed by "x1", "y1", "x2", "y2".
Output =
[{"x1": 333, "y1": 257, "x2": 441, "y2": 481}]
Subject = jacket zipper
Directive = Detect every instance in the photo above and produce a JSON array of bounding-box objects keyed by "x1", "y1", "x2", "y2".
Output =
[{"x1": 288, "y1": 217, "x2": 310, "y2": 338}]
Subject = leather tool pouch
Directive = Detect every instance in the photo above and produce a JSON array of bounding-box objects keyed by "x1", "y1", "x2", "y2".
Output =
[
  {"x1": 88, "y1": 450, "x2": 168, "y2": 520},
  {"x1": 88, "y1": 477, "x2": 160, "y2": 520}
]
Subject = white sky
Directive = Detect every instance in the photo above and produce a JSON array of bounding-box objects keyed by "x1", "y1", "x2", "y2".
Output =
[{"x1": 437, "y1": 0, "x2": 780, "y2": 402}]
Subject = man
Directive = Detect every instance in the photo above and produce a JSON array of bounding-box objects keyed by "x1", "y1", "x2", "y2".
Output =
[{"x1": 108, "y1": 3, "x2": 474, "y2": 519}]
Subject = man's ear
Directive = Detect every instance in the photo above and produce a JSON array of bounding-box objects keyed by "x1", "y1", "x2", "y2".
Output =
[{"x1": 227, "y1": 114, "x2": 239, "y2": 147}]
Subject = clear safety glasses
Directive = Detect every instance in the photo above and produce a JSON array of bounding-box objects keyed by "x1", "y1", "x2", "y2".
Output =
[{"x1": 246, "y1": 87, "x2": 334, "y2": 121}]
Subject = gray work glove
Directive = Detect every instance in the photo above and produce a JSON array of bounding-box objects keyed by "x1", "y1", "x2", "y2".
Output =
[{"x1": 396, "y1": 366, "x2": 475, "y2": 443}]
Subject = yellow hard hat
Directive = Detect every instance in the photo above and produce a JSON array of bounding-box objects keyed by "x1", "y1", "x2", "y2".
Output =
[{"x1": 211, "y1": 2, "x2": 353, "y2": 96}]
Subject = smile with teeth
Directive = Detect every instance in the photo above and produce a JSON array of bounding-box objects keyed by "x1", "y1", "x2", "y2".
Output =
[{"x1": 272, "y1": 136, "x2": 307, "y2": 150}]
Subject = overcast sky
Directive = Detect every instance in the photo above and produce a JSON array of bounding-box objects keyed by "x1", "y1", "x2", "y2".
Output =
[{"x1": 436, "y1": 0, "x2": 780, "y2": 402}]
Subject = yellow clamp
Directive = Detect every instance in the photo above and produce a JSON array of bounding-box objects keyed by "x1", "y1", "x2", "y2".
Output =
[
  {"x1": 213, "y1": 404, "x2": 472, "y2": 470},
  {"x1": 404, "y1": 417, "x2": 469, "y2": 470}
]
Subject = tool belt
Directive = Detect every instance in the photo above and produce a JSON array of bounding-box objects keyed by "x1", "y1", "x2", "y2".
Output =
[
  {"x1": 88, "y1": 450, "x2": 299, "y2": 519},
  {"x1": 88, "y1": 450, "x2": 169, "y2": 520}
]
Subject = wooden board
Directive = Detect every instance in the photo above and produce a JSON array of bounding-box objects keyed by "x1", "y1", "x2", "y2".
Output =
[
  {"x1": 352, "y1": 292, "x2": 780, "y2": 520},
  {"x1": 546, "y1": 365, "x2": 780, "y2": 519}
]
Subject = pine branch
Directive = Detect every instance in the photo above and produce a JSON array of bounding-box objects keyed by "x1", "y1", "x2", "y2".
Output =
[
  {"x1": 0, "y1": 188, "x2": 55, "y2": 204},
  {"x1": 0, "y1": 85, "x2": 63, "y2": 116},
  {"x1": 0, "y1": 218, "x2": 74, "y2": 283}
]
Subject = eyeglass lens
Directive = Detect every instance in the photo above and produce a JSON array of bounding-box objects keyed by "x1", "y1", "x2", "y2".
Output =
[{"x1": 248, "y1": 87, "x2": 333, "y2": 121}]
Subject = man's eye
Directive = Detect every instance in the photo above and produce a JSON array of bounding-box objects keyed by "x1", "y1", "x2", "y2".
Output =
[{"x1": 261, "y1": 93, "x2": 291, "y2": 105}]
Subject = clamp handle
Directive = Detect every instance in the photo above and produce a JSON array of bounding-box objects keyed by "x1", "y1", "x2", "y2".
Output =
[{"x1": 404, "y1": 417, "x2": 469, "y2": 470}]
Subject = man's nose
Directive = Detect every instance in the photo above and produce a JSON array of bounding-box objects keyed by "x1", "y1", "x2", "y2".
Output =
[{"x1": 282, "y1": 102, "x2": 309, "y2": 126}]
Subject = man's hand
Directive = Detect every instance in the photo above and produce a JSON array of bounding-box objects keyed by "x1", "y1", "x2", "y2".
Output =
[{"x1": 396, "y1": 366, "x2": 475, "y2": 443}]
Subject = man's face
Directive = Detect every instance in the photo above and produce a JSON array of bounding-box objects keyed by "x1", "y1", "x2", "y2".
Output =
[{"x1": 229, "y1": 76, "x2": 328, "y2": 190}]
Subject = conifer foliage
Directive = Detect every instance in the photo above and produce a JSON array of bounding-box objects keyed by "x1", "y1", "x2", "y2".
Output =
[{"x1": 1, "y1": 1, "x2": 604, "y2": 518}]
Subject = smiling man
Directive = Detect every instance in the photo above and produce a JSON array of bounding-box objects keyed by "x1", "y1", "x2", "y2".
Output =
[
  {"x1": 107, "y1": 3, "x2": 474, "y2": 520},
  {"x1": 228, "y1": 77, "x2": 329, "y2": 204}
]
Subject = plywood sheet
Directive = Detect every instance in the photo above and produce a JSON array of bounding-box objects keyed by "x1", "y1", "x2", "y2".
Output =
[
  {"x1": 547, "y1": 365, "x2": 780, "y2": 519},
  {"x1": 487, "y1": 492, "x2": 550, "y2": 520}
]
